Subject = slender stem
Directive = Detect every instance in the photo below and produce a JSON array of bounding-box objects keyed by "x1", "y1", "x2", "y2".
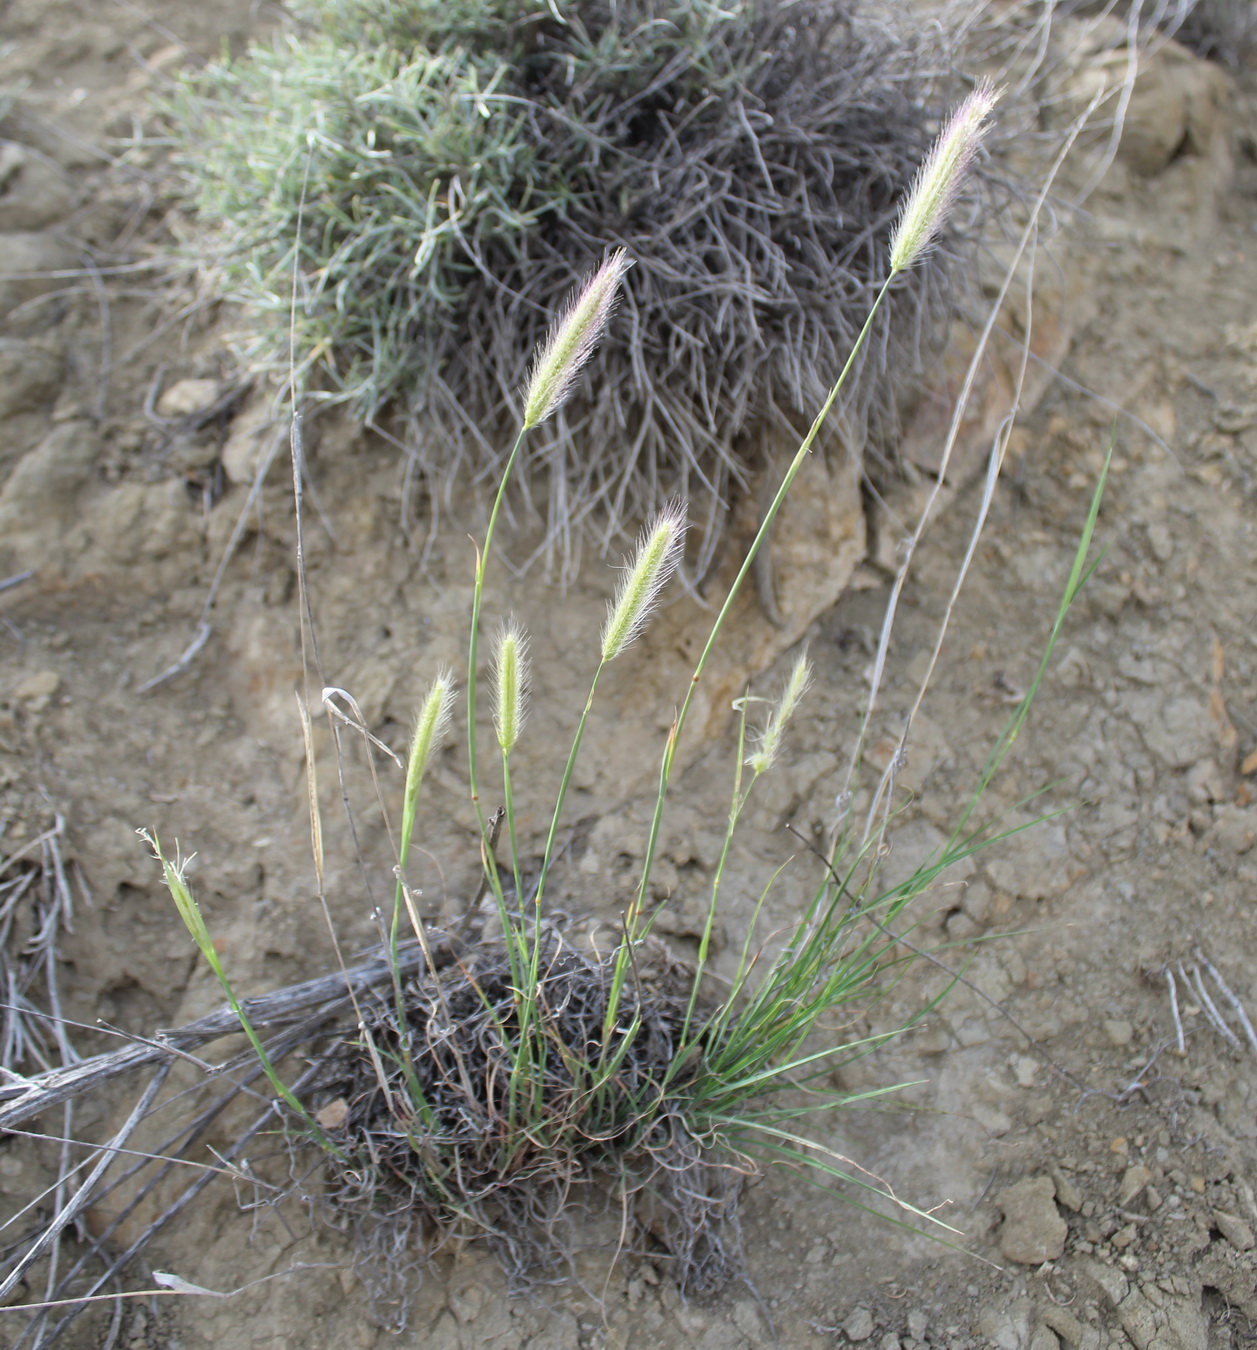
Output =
[
  {"x1": 467, "y1": 427, "x2": 528, "y2": 841},
  {"x1": 467, "y1": 426, "x2": 531, "y2": 999},
  {"x1": 680, "y1": 698, "x2": 754, "y2": 1043},
  {"x1": 507, "y1": 660, "x2": 607, "y2": 1076},
  {"x1": 604, "y1": 275, "x2": 896, "y2": 1040},
  {"x1": 534, "y1": 661, "x2": 606, "y2": 914},
  {"x1": 502, "y1": 752, "x2": 523, "y2": 910}
]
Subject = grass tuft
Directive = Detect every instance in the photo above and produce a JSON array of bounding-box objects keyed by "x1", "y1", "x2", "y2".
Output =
[
  {"x1": 163, "y1": 0, "x2": 990, "y2": 572},
  {"x1": 140, "y1": 85, "x2": 1093, "y2": 1319}
]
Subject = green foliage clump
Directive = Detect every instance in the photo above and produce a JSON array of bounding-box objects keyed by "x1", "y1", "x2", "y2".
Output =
[{"x1": 167, "y1": 0, "x2": 977, "y2": 566}]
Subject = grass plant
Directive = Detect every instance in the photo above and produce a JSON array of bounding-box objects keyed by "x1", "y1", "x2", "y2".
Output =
[
  {"x1": 139, "y1": 81, "x2": 1119, "y2": 1315},
  {"x1": 163, "y1": 0, "x2": 989, "y2": 573}
]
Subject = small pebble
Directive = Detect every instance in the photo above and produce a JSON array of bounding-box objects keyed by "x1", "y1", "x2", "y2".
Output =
[
  {"x1": 1104, "y1": 1019, "x2": 1133, "y2": 1047},
  {"x1": 844, "y1": 1306, "x2": 875, "y2": 1342},
  {"x1": 1052, "y1": 1169, "x2": 1084, "y2": 1212},
  {"x1": 1214, "y1": 1210, "x2": 1255, "y2": 1251},
  {"x1": 998, "y1": 1176, "x2": 1067, "y2": 1264},
  {"x1": 155, "y1": 377, "x2": 219, "y2": 419},
  {"x1": 13, "y1": 669, "x2": 59, "y2": 701},
  {"x1": 1120, "y1": 1164, "x2": 1153, "y2": 1206}
]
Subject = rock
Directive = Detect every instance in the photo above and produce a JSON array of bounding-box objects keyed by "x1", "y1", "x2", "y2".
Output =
[
  {"x1": 0, "y1": 422, "x2": 196, "y2": 586},
  {"x1": 998, "y1": 1177, "x2": 1067, "y2": 1265},
  {"x1": 877, "y1": 819, "x2": 977, "y2": 906},
  {"x1": 1013, "y1": 1055, "x2": 1040, "y2": 1088},
  {"x1": 1078, "y1": 1256, "x2": 1128, "y2": 1308},
  {"x1": 1206, "y1": 805, "x2": 1256, "y2": 856},
  {"x1": 1214, "y1": 1210, "x2": 1255, "y2": 1251},
  {"x1": 985, "y1": 823, "x2": 1073, "y2": 901},
  {"x1": 221, "y1": 394, "x2": 279, "y2": 486},
  {"x1": 1104, "y1": 1019, "x2": 1134, "y2": 1047},
  {"x1": 1029, "y1": 1329, "x2": 1060, "y2": 1350},
  {"x1": 1057, "y1": 25, "x2": 1232, "y2": 181},
  {"x1": 1120, "y1": 1165, "x2": 1153, "y2": 1206},
  {"x1": 155, "y1": 378, "x2": 220, "y2": 420},
  {"x1": 978, "y1": 1299, "x2": 1031, "y2": 1350},
  {"x1": 0, "y1": 339, "x2": 61, "y2": 418},
  {"x1": 961, "y1": 880, "x2": 993, "y2": 925},
  {"x1": 12, "y1": 669, "x2": 59, "y2": 701},
  {"x1": 0, "y1": 232, "x2": 77, "y2": 319},
  {"x1": 0, "y1": 422, "x2": 97, "y2": 556},
  {"x1": 945, "y1": 909, "x2": 982, "y2": 941},
  {"x1": 0, "y1": 143, "x2": 75, "y2": 230},
  {"x1": 448, "y1": 1278, "x2": 484, "y2": 1323},
  {"x1": 1139, "y1": 696, "x2": 1214, "y2": 770},
  {"x1": 906, "y1": 1311, "x2": 928, "y2": 1341},
  {"x1": 843, "y1": 1307, "x2": 875, "y2": 1342},
  {"x1": 1051, "y1": 1168, "x2": 1084, "y2": 1213},
  {"x1": 1041, "y1": 1304, "x2": 1087, "y2": 1347},
  {"x1": 1118, "y1": 1284, "x2": 1209, "y2": 1350}
]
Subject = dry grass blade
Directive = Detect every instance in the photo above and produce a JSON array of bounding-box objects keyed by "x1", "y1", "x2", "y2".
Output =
[{"x1": 0, "y1": 939, "x2": 453, "y2": 1131}]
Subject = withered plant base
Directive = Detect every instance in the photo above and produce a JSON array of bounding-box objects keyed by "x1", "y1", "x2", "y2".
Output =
[{"x1": 314, "y1": 934, "x2": 745, "y2": 1315}]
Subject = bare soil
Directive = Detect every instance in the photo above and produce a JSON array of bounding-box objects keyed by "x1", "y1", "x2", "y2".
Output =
[{"x1": 2, "y1": 3, "x2": 1257, "y2": 1349}]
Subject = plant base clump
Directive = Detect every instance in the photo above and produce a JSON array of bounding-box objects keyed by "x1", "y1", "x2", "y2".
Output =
[
  {"x1": 1174, "y1": 0, "x2": 1257, "y2": 65},
  {"x1": 313, "y1": 935, "x2": 745, "y2": 1320},
  {"x1": 166, "y1": 0, "x2": 986, "y2": 571}
]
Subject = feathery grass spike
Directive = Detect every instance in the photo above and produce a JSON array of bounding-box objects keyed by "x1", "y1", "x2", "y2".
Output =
[
  {"x1": 747, "y1": 653, "x2": 812, "y2": 775},
  {"x1": 406, "y1": 670, "x2": 455, "y2": 810},
  {"x1": 523, "y1": 248, "x2": 632, "y2": 430},
  {"x1": 601, "y1": 504, "x2": 686, "y2": 662},
  {"x1": 889, "y1": 80, "x2": 999, "y2": 275},
  {"x1": 492, "y1": 621, "x2": 529, "y2": 754}
]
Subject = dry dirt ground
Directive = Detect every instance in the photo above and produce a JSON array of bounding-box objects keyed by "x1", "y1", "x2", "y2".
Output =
[{"x1": 2, "y1": 2, "x2": 1257, "y2": 1348}]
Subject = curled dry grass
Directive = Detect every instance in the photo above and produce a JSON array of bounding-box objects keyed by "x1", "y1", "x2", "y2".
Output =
[
  {"x1": 165, "y1": 0, "x2": 989, "y2": 572},
  {"x1": 316, "y1": 935, "x2": 744, "y2": 1307}
]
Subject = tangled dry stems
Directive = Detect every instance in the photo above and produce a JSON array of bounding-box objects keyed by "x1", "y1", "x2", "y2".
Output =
[
  {"x1": 317, "y1": 934, "x2": 744, "y2": 1316},
  {"x1": 168, "y1": 0, "x2": 987, "y2": 573}
]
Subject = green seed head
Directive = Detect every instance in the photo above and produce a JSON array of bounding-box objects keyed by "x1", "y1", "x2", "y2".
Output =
[
  {"x1": 889, "y1": 80, "x2": 998, "y2": 275},
  {"x1": 492, "y1": 620, "x2": 529, "y2": 754},
  {"x1": 522, "y1": 248, "x2": 632, "y2": 430},
  {"x1": 747, "y1": 652, "x2": 812, "y2": 776},
  {"x1": 600, "y1": 502, "x2": 686, "y2": 662},
  {"x1": 406, "y1": 669, "x2": 455, "y2": 804}
]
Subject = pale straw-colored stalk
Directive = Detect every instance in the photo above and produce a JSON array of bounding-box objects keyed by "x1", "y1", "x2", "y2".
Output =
[
  {"x1": 147, "y1": 831, "x2": 338, "y2": 1151},
  {"x1": 467, "y1": 254, "x2": 632, "y2": 1115},
  {"x1": 534, "y1": 504, "x2": 687, "y2": 920}
]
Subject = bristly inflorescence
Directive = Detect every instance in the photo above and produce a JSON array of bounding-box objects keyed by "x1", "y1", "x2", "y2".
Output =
[
  {"x1": 600, "y1": 503, "x2": 686, "y2": 663},
  {"x1": 889, "y1": 80, "x2": 999, "y2": 275},
  {"x1": 523, "y1": 249, "x2": 632, "y2": 430},
  {"x1": 492, "y1": 621, "x2": 529, "y2": 754}
]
